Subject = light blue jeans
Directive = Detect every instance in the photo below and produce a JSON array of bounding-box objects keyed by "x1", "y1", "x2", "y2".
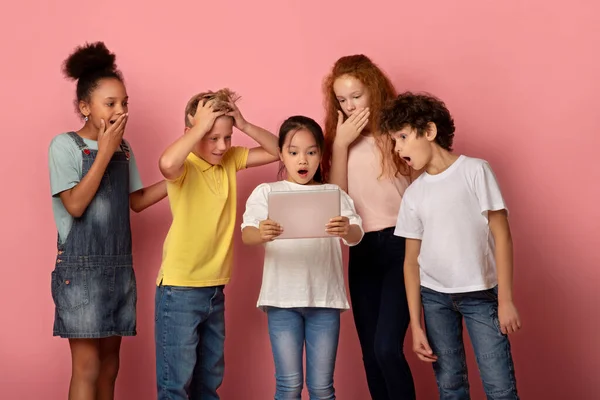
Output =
[
  {"x1": 421, "y1": 286, "x2": 519, "y2": 400},
  {"x1": 267, "y1": 307, "x2": 341, "y2": 400}
]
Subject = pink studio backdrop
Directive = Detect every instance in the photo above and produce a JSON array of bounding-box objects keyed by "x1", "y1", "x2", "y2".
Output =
[{"x1": 1, "y1": 1, "x2": 598, "y2": 399}]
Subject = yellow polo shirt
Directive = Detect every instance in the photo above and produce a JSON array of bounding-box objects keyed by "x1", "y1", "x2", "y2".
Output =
[{"x1": 157, "y1": 147, "x2": 249, "y2": 287}]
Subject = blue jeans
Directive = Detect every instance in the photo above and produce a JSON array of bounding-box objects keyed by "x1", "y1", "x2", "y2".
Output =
[
  {"x1": 267, "y1": 307, "x2": 341, "y2": 400},
  {"x1": 155, "y1": 285, "x2": 225, "y2": 400},
  {"x1": 421, "y1": 286, "x2": 519, "y2": 400}
]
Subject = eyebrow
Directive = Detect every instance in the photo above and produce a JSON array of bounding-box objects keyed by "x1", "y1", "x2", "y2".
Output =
[
  {"x1": 287, "y1": 144, "x2": 318, "y2": 149},
  {"x1": 104, "y1": 96, "x2": 129, "y2": 100}
]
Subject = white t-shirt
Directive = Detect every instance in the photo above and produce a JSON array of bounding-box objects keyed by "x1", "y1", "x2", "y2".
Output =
[
  {"x1": 241, "y1": 180, "x2": 364, "y2": 310},
  {"x1": 394, "y1": 155, "x2": 508, "y2": 293}
]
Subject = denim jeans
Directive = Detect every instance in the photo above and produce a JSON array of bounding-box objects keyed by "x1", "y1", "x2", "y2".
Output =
[
  {"x1": 267, "y1": 307, "x2": 341, "y2": 400},
  {"x1": 155, "y1": 285, "x2": 225, "y2": 400},
  {"x1": 421, "y1": 286, "x2": 519, "y2": 400},
  {"x1": 348, "y1": 228, "x2": 415, "y2": 400}
]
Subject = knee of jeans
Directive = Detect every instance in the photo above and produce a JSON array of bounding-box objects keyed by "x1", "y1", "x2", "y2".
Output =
[
  {"x1": 433, "y1": 351, "x2": 469, "y2": 391},
  {"x1": 275, "y1": 372, "x2": 303, "y2": 396},
  {"x1": 477, "y1": 352, "x2": 518, "y2": 398},
  {"x1": 307, "y1": 381, "x2": 335, "y2": 400}
]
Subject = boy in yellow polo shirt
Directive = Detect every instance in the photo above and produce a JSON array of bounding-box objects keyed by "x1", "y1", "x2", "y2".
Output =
[{"x1": 155, "y1": 89, "x2": 279, "y2": 400}]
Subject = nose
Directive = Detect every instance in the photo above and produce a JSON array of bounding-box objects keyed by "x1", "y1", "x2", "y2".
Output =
[
  {"x1": 394, "y1": 141, "x2": 402, "y2": 153},
  {"x1": 217, "y1": 139, "x2": 228, "y2": 151},
  {"x1": 346, "y1": 100, "x2": 356, "y2": 113}
]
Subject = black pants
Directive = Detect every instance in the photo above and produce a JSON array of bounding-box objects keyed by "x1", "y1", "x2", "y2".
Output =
[{"x1": 349, "y1": 227, "x2": 416, "y2": 400}]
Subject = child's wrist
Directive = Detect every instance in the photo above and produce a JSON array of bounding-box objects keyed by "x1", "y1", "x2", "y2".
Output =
[{"x1": 237, "y1": 120, "x2": 250, "y2": 132}]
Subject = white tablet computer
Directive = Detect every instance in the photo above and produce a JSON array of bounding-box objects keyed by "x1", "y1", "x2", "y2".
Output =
[{"x1": 268, "y1": 188, "x2": 341, "y2": 239}]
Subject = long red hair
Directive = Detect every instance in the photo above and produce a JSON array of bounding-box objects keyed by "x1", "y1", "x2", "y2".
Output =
[{"x1": 321, "y1": 54, "x2": 410, "y2": 181}]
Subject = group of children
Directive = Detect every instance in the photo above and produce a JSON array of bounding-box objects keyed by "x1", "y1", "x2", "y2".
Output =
[{"x1": 48, "y1": 41, "x2": 521, "y2": 400}]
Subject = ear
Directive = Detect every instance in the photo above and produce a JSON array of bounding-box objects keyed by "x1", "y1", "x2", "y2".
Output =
[
  {"x1": 78, "y1": 100, "x2": 90, "y2": 119},
  {"x1": 278, "y1": 148, "x2": 284, "y2": 163},
  {"x1": 184, "y1": 126, "x2": 191, "y2": 134},
  {"x1": 425, "y1": 122, "x2": 438, "y2": 143}
]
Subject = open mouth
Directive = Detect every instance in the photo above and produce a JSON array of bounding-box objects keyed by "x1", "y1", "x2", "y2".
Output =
[
  {"x1": 297, "y1": 169, "x2": 308, "y2": 177},
  {"x1": 109, "y1": 119, "x2": 116, "y2": 125}
]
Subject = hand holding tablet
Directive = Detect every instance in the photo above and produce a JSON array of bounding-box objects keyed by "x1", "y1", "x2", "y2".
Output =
[{"x1": 267, "y1": 188, "x2": 342, "y2": 240}]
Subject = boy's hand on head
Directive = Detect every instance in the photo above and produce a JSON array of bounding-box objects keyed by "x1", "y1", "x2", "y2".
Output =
[
  {"x1": 412, "y1": 327, "x2": 438, "y2": 363},
  {"x1": 325, "y1": 216, "x2": 350, "y2": 237},
  {"x1": 187, "y1": 100, "x2": 227, "y2": 135},
  {"x1": 335, "y1": 108, "x2": 370, "y2": 147},
  {"x1": 97, "y1": 113, "x2": 128, "y2": 156},
  {"x1": 259, "y1": 219, "x2": 283, "y2": 242},
  {"x1": 498, "y1": 300, "x2": 522, "y2": 335},
  {"x1": 225, "y1": 98, "x2": 248, "y2": 132}
]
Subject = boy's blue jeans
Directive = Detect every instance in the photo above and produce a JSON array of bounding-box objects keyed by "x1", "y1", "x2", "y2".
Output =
[
  {"x1": 267, "y1": 307, "x2": 341, "y2": 400},
  {"x1": 421, "y1": 286, "x2": 519, "y2": 400},
  {"x1": 155, "y1": 284, "x2": 225, "y2": 400}
]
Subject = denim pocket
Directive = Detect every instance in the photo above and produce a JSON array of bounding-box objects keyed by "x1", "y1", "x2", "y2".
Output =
[{"x1": 51, "y1": 267, "x2": 89, "y2": 310}]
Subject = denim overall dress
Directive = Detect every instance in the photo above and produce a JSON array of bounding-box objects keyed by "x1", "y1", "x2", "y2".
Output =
[{"x1": 51, "y1": 132, "x2": 137, "y2": 338}]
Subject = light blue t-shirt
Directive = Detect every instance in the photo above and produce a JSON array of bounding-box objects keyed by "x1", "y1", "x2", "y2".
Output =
[{"x1": 48, "y1": 133, "x2": 144, "y2": 243}]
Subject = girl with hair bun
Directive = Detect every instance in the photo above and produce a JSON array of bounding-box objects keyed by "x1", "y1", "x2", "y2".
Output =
[{"x1": 48, "y1": 41, "x2": 166, "y2": 399}]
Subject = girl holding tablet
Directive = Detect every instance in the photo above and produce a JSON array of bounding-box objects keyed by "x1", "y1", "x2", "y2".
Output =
[{"x1": 241, "y1": 115, "x2": 363, "y2": 399}]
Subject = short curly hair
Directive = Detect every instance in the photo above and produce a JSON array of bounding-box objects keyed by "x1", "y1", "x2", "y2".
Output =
[
  {"x1": 184, "y1": 88, "x2": 240, "y2": 128},
  {"x1": 380, "y1": 92, "x2": 455, "y2": 151}
]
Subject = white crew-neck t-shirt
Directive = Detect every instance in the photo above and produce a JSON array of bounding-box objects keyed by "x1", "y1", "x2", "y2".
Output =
[
  {"x1": 394, "y1": 155, "x2": 508, "y2": 293},
  {"x1": 241, "y1": 180, "x2": 363, "y2": 310}
]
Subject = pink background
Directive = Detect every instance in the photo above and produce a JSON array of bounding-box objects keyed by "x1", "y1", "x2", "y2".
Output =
[{"x1": 1, "y1": 1, "x2": 599, "y2": 399}]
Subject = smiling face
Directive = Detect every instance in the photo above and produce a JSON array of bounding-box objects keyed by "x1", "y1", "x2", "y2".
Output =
[
  {"x1": 280, "y1": 128, "x2": 322, "y2": 185},
  {"x1": 390, "y1": 125, "x2": 435, "y2": 171},
  {"x1": 80, "y1": 77, "x2": 128, "y2": 131},
  {"x1": 333, "y1": 74, "x2": 371, "y2": 118},
  {"x1": 192, "y1": 116, "x2": 234, "y2": 165}
]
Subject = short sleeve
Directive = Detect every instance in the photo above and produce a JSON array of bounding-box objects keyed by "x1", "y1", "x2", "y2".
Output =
[
  {"x1": 241, "y1": 183, "x2": 270, "y2": 230},
  {"x1": 394, "y1": 194, "x2": 423, "y2": 240},
  {"x1": 125, "y1": 141, "x2": 144, "y2": 193},
  {"x1": 231, "y1": 146, "x2": 249, "y2": 171},
  {"x1": 48, "y1": 135, "x2": 81, "y2": 197},
  {"x1": 340, "y1": 190, "x2": 364, "y2": 246},
  {"x1": 474, "y1": 161, "x2": 507, "y2": 215}
]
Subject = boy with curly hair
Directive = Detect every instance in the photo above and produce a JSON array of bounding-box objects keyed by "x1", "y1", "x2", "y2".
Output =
[{"x1": 381, "y1": 92, "x2": 521, "y2": 400}]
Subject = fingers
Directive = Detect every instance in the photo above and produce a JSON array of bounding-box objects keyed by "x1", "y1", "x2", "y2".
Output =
[
  {"x1": 325, "y1": 217, "x2": 349, "y2": 233},
  {"x1": 347, "y1": 107, "x2": 369, "y2": 123},
  {"x1": 414, "y1": 343, "x2": 438, "y2": 362},
  {"x1": 502, "y1": 318, "x2": 522, "y2": 335},
  {"x1": 260, "y1": 220, "x2": 283, "y2": 240},
  {"x1": 110, "y1": 114, "x2": 128, "y2": 136},
  {"x1": 187, "y1": 113, "x2": 195, "y2": 126},
  {"x1": 337, "y1": 110, "x2": 344, "y2": 127},
  {"x1": 355, "y1": 108, "x2": 371, "y2": 129},
  {"x1": 98, "y1": 119, "x2": 106, "y2": 135}
]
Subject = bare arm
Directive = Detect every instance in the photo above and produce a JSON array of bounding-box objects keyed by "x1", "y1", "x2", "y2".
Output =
[
  {"x1": 242, "y1": 220, "x2": 282, "y2": 245},
  {"x1": 405, "y1": 238, "x2": 438, "y2": 362},
  {"x1": 328, "y1": 109, "x2": 370, "y2": 190},
  {"x1": 159, "y1": 102, "x2": 226, "y2": 180},
  {"x1": 405, "y1": 238, "x2": 423, "y2": 331},
  {"x1": 329, "y1": 142, "x2": 350, "y2": 192},
  {"x1": 158, "y1": 124, "x2": 209, "y2": 180},
  {"x1": 226, "y1": 100, "x2": 279, "y2": 168},
  {"x1": 60, "y1": 116, "x2": 128, "y2": 217},
  {"x1": 488, "y1": 209, "x2": 521, "y2": 334},
  {"x1": 130, "y1": 180, "x2": 168, "y2": 213},
  {"x1": 242, "y1": 226, "x2": 264, "y2": 246},
  {"x1": 59, "y1": 151, "x2": 112, "y2": 218},
  {"x1": 241, "y1": 122, "x2": 280, "y2": 168}
]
